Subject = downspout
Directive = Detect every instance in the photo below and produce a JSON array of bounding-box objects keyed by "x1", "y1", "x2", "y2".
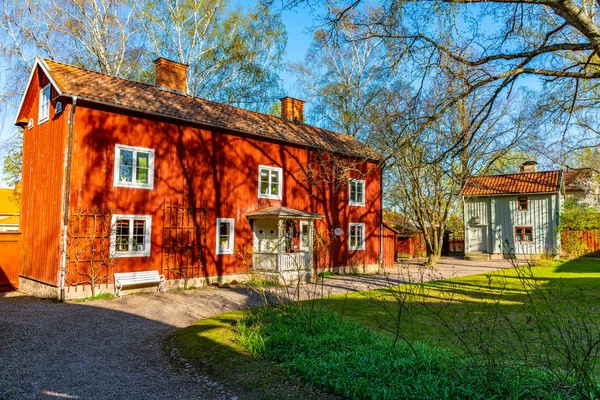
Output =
[{"x1": 59, "y1": 96, "x2": 77, "y2": 302}]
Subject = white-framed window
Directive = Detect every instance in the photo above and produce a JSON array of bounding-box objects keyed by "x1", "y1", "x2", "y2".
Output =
[
  {"x1": 110, "y1": 214, "x2": 152, "y2": 257},
  {"x1": 114, "y1": 144, "x2": 155, "y2": 189},
  {"x1": 216, "y1": 218, "x2": 234, "y2": 255},
  {"x1": 38, "y1": 83, "x2": 51, "y2": 124},
  {"x1": 300, "y1": 221, "x2": 310, "y2": 250},
  {"x1": 349, "y1": 179, "x2": 365, "y2": 206},
  {"x1": 258, "y1": 165, "x2": 282, "y2": 200},
  {"x1": 348, "y1": 223, "x2": 365, "y2": 250}
]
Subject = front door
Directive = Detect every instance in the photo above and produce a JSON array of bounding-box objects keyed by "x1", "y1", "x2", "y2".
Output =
[{"x1": 469, "y1": 226, "x2": 487, "y2": 252}]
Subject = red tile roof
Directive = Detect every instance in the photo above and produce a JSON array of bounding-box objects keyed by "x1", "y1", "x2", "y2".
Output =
[
  {"x1": 461, "y1": 170, "x2": 562, "y2": 196},
  {"x1": 39, "y1": 59, "x2": 380, "y2": 160}
]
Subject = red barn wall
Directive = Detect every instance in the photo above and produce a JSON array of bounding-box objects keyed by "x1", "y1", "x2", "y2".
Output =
[
  {"x1": 18, "y1": 66, "x2": 69, "y2": 286},
  {"x1": 64, "y1": 103, "x2": 383, "y2": 283}
]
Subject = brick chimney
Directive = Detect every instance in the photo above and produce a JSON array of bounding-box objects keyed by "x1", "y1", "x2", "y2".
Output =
[
  {"x1": 520, "y1": 161, "x2": 538, "y2": 173},
  {"x1": 153, "y1": 57, "x2": 189, "y2": 95},
  {"x1": 280, "y1": 97, "x2": 304, "y2": 123}
]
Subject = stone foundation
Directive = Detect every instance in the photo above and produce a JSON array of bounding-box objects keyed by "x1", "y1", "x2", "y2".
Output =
[
  {"x1": 18, "y1": 276, "x2": 59, "y2": 299},
  {"x1": 329, "y1": 263, "x2": 380, "y2": 275}
]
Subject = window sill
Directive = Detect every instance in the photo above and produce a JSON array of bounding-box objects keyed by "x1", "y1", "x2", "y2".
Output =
[
  {"x1": 349, "y1": 202, "x2": 365, "y2": 207},
  {"x1": 216, "y1": 250, "x2": 234, "y2": 255},
  {"x1": 115, "y1": 182, "x2": 154, "y2": 190},
  {"x1": 38, "y1": 117, "x2": 49, "y2": 125},
  {"x1": 258, "y1": 194, "x2": 282, "y2": 200},
  {"x1": 114, "y1": 251, "x2": 151, "y2": 258}
]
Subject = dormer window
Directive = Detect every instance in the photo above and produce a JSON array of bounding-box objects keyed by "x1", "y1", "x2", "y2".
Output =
[
  {"x1": 38, "y1": 84, "x2": 51, "y2": 124},
  {"x1": 349, "y1": 179, "x2": 365, "y2": 206},
  {"x1": 518, "y1": 196, "x2": 528, "y2": 211},
  {"x1": 258, "y1": 165, "x2": 282, "y2": 200}
]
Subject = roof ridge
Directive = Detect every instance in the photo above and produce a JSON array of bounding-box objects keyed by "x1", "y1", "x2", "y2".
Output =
[
  {"x1": 42, "y1": 58, "x2": 362, "y2": 147},
  {"x1": 468, "y1": 169, "x2": 561, "y2": 180}
]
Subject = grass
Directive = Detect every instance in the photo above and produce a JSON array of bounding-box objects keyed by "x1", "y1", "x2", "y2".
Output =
[
  {"x1": 172, "y1": 259, "x2": 600, "y2": 399},
  {"x1": 171, "y1": 311, "x2": 338, "y2": 399},
  {"x1": 71, "y1": 292, "x2": 114, "y2": 302}
]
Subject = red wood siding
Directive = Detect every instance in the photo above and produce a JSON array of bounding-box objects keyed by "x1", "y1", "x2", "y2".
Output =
[
  {"x1": 397, "y1": 234, "x2": 426, "y2": 259},
  {"x1": 59, "y1": 103, "x2": 383, "y2": 284},
  {"x1": 19, "y1": 66, "x2": 69, "y2": 285},
  {"x1": 382, "y1": 225, "x2": 397, "y2": 268},
  {"x1": 0, "y1": 232, "x2": 21, "y2": 291}
]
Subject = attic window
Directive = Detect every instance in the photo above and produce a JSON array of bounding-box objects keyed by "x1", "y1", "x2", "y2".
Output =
[
  {"x1": 27, "y1": 118, "x2": 34, "y2": 130},
  {"x1": 55, "y1": 102, "x2": 63, "y2": 115},
  {"x1": 38, "y1": 83, "x2": 51, "y2": 124},
  {"x1": 518, "y1": 196, "x2": 528, "y2": 211}
]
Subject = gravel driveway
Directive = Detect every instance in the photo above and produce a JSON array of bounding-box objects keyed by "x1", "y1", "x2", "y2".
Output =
[{"x1": 0, "y1": 257, "x2": 512, "y2": 400}]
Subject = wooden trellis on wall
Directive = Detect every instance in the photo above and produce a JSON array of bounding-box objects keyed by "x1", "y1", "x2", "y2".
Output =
[
  {"x1": 65, "y1": 208, "x2": 115, "y2": 295},
  {"x1": 162, "y1": 198, "x2": 207, "y2": 283}
]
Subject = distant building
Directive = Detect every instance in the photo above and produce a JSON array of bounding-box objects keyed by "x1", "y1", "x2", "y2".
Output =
[
  {"x1": 0, "y1": 188, "x2": 19, "y2": 232},
  {"x1": 461, "y1": 161, "x2": 563, "y2": 259},
  {"x1": 563, "y1": 168, "x2": 600, "y2": 209}
]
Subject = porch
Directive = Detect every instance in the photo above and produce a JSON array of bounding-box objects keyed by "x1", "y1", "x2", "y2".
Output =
[{"x1": 246, "y1": 206, "x2": 324, "y2": 283}]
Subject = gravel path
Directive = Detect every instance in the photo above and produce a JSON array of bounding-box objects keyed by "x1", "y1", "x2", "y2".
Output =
[{"x1": 0, "y1": 257, "x2": 512, "y2": 400}]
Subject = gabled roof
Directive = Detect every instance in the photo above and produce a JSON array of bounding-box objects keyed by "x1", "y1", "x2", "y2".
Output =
[
  {"x1": 563, "y1": 169, "x2": 592, "y2": 191},
  {"x1": 461, "y1": 170, "x2": 562, "y2": 196},
  {"x1": 20, "y1": 58, "x2": 380, "y2": 160},
  {"x1": 246, "y1": 206, "x2": 324, "y2": 220}
]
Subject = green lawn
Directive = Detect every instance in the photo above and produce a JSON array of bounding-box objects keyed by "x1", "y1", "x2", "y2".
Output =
[{"x1": 172, "y1": 259, "x2": 600, "y2": 399}]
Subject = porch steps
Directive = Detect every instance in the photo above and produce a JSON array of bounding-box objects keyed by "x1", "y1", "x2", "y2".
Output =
[{"x1": 464, "y1": 252, "x2": 491, "y2": 261}]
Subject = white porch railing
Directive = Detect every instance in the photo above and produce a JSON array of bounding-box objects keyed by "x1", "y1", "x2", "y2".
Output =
[{"x1": 253, "y1": 251, "x2": 311, "y2": 272}]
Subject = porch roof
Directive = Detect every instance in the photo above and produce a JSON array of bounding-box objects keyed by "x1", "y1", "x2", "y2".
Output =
[{"x1": 246, "y1": 206, "x2": 324, "y2": 220}]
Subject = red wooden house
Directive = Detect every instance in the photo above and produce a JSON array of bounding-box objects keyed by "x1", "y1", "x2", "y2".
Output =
[{"x1": 14, "y1": 57, "x2": 393, "y2": 299}]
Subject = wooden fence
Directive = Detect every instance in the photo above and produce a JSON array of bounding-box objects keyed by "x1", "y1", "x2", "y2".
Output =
[
  {"x1": 561, "y1": 230, "x2": 600, "y2": 256},
  {"x1": 0, "y1": 232, "x2": 21, "y2": 291}
]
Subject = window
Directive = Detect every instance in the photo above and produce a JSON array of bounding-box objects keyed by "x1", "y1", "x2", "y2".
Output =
[
  {"x1": 111, "y1": 214, "x2": 152, "y2": 257},
  {"x1": 349, "y1": 223, "x2": 365, "y2": 250},
  {"x1": 216, "y1": 218, "x2": 234, "y2": 255},
  {"x1": 518, "y1": 196, "x2": 528, "y2": 211},
  {"x1": 258, "y1": 165, "x2": 282, "y2": 200},
  {"x1": 300, "y1": 221, "x2": 310, "y2": 250},
  {"x1": 38, "y1": 84, "x2": 51, "y2": 124},
  {"x1": 515, "y1": 226, "x2": 533, "y2": 242},
  {"x1": 349, "y1": 179, "x2": 365, "y2": 206},
  {"x1": 114, "y1": 144, "x2": 155, "y2": 189}
]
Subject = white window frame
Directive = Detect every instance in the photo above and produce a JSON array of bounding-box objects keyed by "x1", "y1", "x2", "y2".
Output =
[
  {"x1": 348, "y1": 223, "x2": 366, "y2": 251},
  {"x1": 114, "y1": 144, "x2": 155, "y2": 189},
  {"x1": 349, "y1": 179, "x2": 365, "y2": 206},
  {"x1": 258, "y1": 165, "x2": 282, "y2": 200},
  {"x1": 110, "y1": 214, "x2": 152, "y2": 258},
  {"x1": 216, "y1": 218, "x2": 235, "y2": 255},
  {"x1": 300, "y1": 221, "x2": 310, "y2": 251},
  {"x1": 38, "y1": 83, "x2": 51, "y2": 124}
]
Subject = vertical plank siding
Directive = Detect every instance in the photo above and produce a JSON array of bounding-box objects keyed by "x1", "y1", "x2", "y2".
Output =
[
  {"x1": 0, "y1": 233, "x2": 21, "y2": 291},
  {"x1": 19, "y1": 66, "x2": 68, "y2": 285},
  {"x1": 465, "y1": 194, "x2": 559, "y2": 255},
  {"x1": 53, "y1": 104, "x2": 385, "y2": 285}
]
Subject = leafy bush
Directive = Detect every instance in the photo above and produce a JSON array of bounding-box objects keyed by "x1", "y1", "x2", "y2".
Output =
[{"x1": 237, "y1": 306, "x2": 575, "y2": 399}]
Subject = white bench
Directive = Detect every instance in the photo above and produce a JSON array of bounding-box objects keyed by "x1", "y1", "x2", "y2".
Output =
[{"x1": 114, "y1": 271, "x2": 165, "y2": 297}]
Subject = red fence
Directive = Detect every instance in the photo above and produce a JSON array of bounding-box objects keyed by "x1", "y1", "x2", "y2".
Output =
[
  {"x1": 0, "y1": 232, "x2": 21, "y2": 291},
  {"x1": 561, "y1": 230, "x2": 600, "y2": 257},
  {"x1": 447, "y1": 237, "x2": 465, "y2": 253}
]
